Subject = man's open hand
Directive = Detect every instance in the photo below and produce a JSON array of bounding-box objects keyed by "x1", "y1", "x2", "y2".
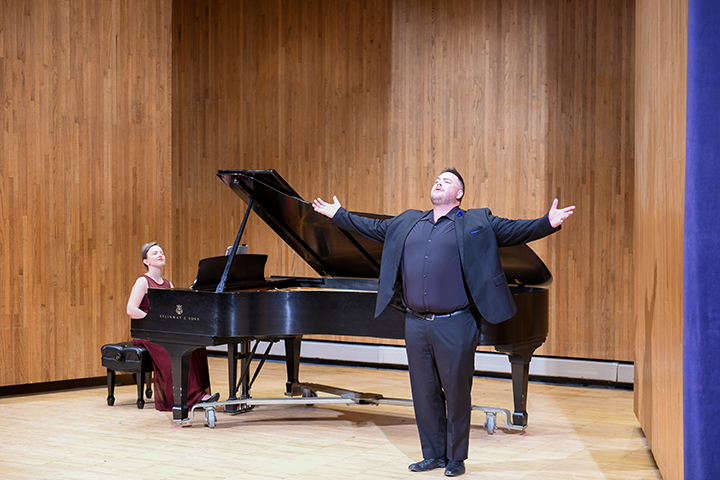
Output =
[
  {"x1": 548, "y1": 199, "x2": 575, "y2": 228},
  {"x1": 313, "y1": 196, "x2": 342, "y2": 219}
]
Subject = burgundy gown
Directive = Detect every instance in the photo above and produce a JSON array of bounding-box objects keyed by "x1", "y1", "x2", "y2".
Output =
[{"x1": 132, "y1": 275, "x2": 211, "y2": 411}]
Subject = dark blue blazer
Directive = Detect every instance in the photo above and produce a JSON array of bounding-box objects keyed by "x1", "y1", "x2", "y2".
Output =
[{"x1": 332, "y1": 206, "x2": 559, "y2": 324}]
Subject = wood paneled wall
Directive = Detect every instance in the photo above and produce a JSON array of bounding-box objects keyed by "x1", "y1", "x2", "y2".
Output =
[
  {"x1": 545, "y1": 0, "x2": 636, "y2": 360},
  {"x1": 0, "y1": 0, "x2": 639, "y2": 388},
  {"x1": 0, "y1": 0, "x2": 172, "y2": 386},
  {"x1": 172, "y1": 0, "x2": 636, "y2": 362},
  {"x1": 387, "y1": 0, "x2": 636, "y2": 360},
  {"x1": 634, "y1": 0, "x2": 687, "y2": 478},
  {"x1": 171, "y1": 0, "x2": 392, "y2": 281}
]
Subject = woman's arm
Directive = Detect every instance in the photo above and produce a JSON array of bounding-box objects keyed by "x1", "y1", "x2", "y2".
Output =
[{"x1": 126, "y1": 276, "x2": 149, "y2": 319}]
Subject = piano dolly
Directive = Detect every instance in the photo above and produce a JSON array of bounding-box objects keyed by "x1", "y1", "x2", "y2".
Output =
[{"x1": 184, "y1": 380, "x2": 525, "y2": 434}]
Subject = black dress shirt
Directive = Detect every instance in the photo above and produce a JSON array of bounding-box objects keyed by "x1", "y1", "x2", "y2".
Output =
[{"x1": 402, "y1": 207, "x2": 470, "y2": 314}]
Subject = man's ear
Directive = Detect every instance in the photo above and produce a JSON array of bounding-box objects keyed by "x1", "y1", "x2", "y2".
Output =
[{"x1": 456, "y1": 190, "x2": 464, "y2": 200}]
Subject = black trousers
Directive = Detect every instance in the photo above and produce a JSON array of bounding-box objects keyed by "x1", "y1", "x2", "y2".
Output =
[{"x1": 405, "y1": 309, "x2": 480, "y2": 461}]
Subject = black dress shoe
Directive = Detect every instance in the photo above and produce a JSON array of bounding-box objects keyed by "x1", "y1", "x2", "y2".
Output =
[
  {"x1": 444, "y1": 460, "x2": 465, "y2": 477},
  {"x1": 408, "y1": 457, "x2": 447, "y2": 472},
  {"x1": 201, "y1": 393, "x2": 220, "y2": 404}
]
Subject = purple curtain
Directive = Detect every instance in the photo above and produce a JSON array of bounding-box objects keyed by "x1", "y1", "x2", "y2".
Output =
[{"x1": 684, "y1": 1, "x2": 720, "y2": 478}]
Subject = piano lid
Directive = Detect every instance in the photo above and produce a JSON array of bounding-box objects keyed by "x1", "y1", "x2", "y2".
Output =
[
  {"x1": 217, "y1": 169, "x2": 552, "y2": 286},
  {"x1": 218, "y1": 169, "x2": 387, "y2": 278}
]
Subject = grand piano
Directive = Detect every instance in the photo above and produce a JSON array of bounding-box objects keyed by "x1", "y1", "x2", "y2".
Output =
[{"x1": 131, "y1": 169, "x2": 552, "y2": 430}]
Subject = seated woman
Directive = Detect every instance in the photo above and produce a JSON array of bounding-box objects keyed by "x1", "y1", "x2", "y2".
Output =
[{"x1": 127, "y1": 242, "x2": 218, "y2": 411}]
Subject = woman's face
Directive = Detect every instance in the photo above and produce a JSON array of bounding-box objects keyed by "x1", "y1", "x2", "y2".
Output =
[{"x1": 144, "y1": 245, "x2": 166, "y2": 268}]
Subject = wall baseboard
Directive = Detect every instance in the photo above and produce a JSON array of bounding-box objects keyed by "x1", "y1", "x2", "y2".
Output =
[{"x1": 208, "y1": 340, "x2": 634, "y2": 385}]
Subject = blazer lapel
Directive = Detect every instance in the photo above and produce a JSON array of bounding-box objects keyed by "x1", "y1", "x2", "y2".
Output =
[{"x1": 455, "y1": 209, "x2": 467, "y2": 262}]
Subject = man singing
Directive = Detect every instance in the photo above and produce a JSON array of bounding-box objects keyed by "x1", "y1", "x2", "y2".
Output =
[{"x1": 313, "y1": 167, "x2": 574, "y2": 477}]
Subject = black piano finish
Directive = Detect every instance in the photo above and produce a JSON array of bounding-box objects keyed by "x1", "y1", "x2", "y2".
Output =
[
  {"x1": 134, "y1": 287, "x2": 403, "y2": 343},
  {"x1": 218, "y1": 169, "x2": 392, "y2": 279},
  {"x1": 133, "y1": 283, "x2": 548, "y2": 346},
  {"x1": 132, "y1": 170, "x2": 551, "y2": 427}
]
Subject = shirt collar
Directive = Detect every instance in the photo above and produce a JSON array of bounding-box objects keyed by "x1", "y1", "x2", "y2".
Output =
[{"x1": 423, "y1": 206, "x2": 461, "y2": 223}]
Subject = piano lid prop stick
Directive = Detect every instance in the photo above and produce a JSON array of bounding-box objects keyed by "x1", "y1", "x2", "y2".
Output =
[{"x1": 216, "y1": 198, "x2": 255, "y2": 293}]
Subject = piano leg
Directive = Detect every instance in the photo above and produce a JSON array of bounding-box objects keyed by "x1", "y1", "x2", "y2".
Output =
[
  {"x1": 158, "y1": 343, "x2": 196, "y2": 422},
  {"x1": 495, "y1": 342, "x2": 542, "y2": 429},
  {"x1": 284, "y1": 336, "x2": 303, "y2": 396}
]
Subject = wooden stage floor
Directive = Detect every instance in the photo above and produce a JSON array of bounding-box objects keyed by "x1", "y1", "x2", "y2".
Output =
[{"x1": 0, "y1": 356, "x2": 661, "y2": 479}]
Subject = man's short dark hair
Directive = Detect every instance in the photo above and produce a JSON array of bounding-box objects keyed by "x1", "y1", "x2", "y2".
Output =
[{"x1": 441, "y1": 167, "x2": 465, "y2": 202}]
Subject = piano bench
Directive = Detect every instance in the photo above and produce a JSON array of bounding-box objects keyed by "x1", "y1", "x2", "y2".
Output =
[{"x1": 101, "y1": 342, "x2": 153, "y2": 409}]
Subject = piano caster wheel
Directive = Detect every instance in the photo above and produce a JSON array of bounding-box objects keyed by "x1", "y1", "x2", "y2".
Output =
[
  {"x1": 205, "y1": 408, "x2": 217, "y2": 428},
  {"x1": 302, "y1": 387, "x2": 317, "y2": 407},
  {"x1": 107, "y1": 396, "x2": 115, "y2": 406},
  {"x1": 137, "y1": 399, "x2": 145, "y2": 409},
  {"x1": 484, "y1": 412, "x2": 497, "y2": 435}
]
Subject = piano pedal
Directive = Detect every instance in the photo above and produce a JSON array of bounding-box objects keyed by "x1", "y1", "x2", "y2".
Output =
[
  {"x1": 223, "y1": 396, "x2": 254, "y2": 414},
  {"x1": 232, "y1": 404, "x2": 254, "y2": 414}
]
